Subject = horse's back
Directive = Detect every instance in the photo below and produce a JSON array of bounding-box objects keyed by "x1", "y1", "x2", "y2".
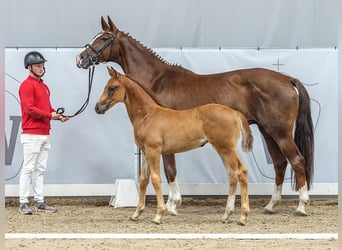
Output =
[{"x1": 158, "y1": 67, "x2": 298, "y2": 125}]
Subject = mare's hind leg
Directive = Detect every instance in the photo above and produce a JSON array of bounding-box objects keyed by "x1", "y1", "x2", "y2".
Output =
[
  {"x1": 162, "y1": 154, "x2": 182, "y2": 216},
  {"x1": 220, "y1": 150, "x2": 250, "y2": 226},
  {"x1": 259, "y1": 128, "x2": 288, "y2": 214},
  {"x1": 274, "y1": 135, "x2": 310, "y2": 215},
  {"x1": 131, "y1": 152, "x2": 150, "y2": 221}
]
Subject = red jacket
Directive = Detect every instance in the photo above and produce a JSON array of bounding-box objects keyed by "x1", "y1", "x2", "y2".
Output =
[{"x1": 19, "y1": 76, "x2": 55, "y2": 135}]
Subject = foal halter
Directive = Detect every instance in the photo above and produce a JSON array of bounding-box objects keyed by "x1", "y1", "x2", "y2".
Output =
[{"x1": 83, "y1": 30, "x2": 119, "y2": 65}]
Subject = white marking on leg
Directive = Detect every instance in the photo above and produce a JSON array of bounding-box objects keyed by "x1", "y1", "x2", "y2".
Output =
[
  {"x1": 296, "y1": 182, "x2": 309, "y2": 216},
  {"x1": 222, "y1": 195, "x2": 235, "y2": 222},
  {"x1": 165, "y1": 181, "x2": 182, "y2": 215},
  {"x1": 264, "y1": 184, "x2": 282, "y2": 213}
]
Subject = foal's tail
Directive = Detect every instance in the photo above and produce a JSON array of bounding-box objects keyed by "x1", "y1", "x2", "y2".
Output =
[
  {"x1": 291, "y1": 79, "x2": 314, "y2": 190},
  {"x1": 238, "y1": 113, "x2": 253, "y2": 152}
]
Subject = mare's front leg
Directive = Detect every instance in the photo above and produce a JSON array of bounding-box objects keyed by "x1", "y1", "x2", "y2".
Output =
[
  {"x1": 130, "y1": 152, "x2": 149, "y2": 221},
  {"x1": 162, "y1": 154, "x2": 182, "y2": 215}
]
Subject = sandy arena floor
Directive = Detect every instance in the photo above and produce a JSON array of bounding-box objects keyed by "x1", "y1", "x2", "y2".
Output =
[{"x1": 5, "y1": 196, "x2": 338, "y2": 249}]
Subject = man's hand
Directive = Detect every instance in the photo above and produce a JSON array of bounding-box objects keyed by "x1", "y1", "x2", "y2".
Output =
[
  {"x1": 51, "y1": 112, "x2": 69, "y2": 122},
  {"x1": 60, "y1": 115, "x2": 69, "y2": 122}
]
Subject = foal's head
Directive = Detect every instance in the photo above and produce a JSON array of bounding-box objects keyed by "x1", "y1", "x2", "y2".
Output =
[{"x1": 95, "y1": 67, "x2": 125, "y2": 114}]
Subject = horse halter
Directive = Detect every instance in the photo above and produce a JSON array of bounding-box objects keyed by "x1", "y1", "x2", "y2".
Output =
[{"x1": 83, "y1": 30, "x2": 119, "y2": 65}]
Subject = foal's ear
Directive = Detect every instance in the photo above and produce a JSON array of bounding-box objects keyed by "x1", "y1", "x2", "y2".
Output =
[
  {"x1": 107, "y1": 16, "x2": 117, "y2": 32},
  {"x1": 107, "y1": 66, "x2": 117, "y2": 78},
  {"x1": 101, "y1": 16, "x2": 110, "y2": 31}
]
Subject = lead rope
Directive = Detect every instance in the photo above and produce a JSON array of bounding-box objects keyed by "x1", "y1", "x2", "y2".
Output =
[{"x1": 57, "y1": 66, "x2": 95, "y2": 117}]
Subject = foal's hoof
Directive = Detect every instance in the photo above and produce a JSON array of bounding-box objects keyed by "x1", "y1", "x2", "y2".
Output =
[
  {"x1": 221, "y1": 215, "x2": 232, "y2": 224},
  {"x1": 237, "y1": 215, "x2": 247, "y2": 226},
  {"x1": 221, "y1": 218, "x2": 229, "y2": 224},
  {"x1": 152, "y1": 214, "x2": 163, "y2": 224},
  {"x1": 152, "y1": 218, "x2": 161, "y2": 225},
  {"x1": 130, "y1": 216, "x2": 139, "y2": 222},
  {"x1": 237, "y1": 219, "x2": 246, "y2": 226}
]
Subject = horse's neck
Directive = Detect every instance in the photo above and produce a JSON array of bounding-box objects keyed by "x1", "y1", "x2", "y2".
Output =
[
  {"x1": 117, "y1": 35, "x2": 167, "y2": 87},
  {"x1": 122, "y1": 78, "x2": 158, "y2": 126}
]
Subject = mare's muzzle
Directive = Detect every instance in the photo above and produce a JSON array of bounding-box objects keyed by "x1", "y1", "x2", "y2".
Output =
[{"x1": 76, "y1": 50, "x2": 96, "y2": 69}]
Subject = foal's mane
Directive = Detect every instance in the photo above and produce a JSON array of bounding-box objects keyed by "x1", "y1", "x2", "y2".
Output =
[{"x1": 125, "y1": 75, "x2": 166, "y2": 107}]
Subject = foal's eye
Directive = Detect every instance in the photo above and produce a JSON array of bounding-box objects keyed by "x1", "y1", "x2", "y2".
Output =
[{"x1": 108, "y1": 86, "x2": 117, "y2": 94}]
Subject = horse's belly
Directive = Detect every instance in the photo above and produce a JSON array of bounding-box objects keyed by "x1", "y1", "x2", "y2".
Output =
[{"x1": 161, "y1": 137, "x2": 207, "y2": 154}]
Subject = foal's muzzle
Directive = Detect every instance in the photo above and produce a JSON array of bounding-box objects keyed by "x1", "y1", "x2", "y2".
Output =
[{"x1": 95, "y1": 102, "x2": 108, "y2": 114}]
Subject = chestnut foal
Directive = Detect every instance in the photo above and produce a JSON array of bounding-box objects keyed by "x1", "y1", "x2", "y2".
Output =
[{"x1": 95, "y1": 67, "x2": 253, "y2": 225}]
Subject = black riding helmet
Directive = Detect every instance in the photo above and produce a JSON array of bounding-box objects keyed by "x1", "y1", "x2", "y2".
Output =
[{"x1": 24, "y1": 51, "x2": 47, "y2": 69}]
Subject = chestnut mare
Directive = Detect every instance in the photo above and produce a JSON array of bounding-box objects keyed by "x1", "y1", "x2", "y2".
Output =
[
  {"x1": 95, "y1": 66, "x2": 253, "y2": 225},
  {"x1": 77, "y1": 16, "x2": 314, "y2": 216}
]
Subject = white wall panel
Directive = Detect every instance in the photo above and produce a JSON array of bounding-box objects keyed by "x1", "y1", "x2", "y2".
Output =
[{"x1": 5, "y1": 48, "x2": 338, "y2": 195}]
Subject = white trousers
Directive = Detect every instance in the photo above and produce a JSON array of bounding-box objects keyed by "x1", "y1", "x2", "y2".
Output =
[{"x1": 19, "y1": 134, "x2": 51, "y2": 204}]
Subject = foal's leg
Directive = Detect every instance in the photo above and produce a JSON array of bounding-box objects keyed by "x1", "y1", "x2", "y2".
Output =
[
  {"x1": 220, "y1": 150, "x2": 250, "y2": 225},
  {"x1": 131, "y1": 153, "x2": 150, "y2": 221},
  {"x1": 260, "y1": 129, "x2": 288, "y2": 213},
  {"x1": 162, "y1": 154, "x2": 182, "y2": 215},
  {"x1": 147, "y1": 150, "x2": 166, "y2": 224},
  {"x1": 222, "y1": 165, "x2": 238, "y2": 223}
]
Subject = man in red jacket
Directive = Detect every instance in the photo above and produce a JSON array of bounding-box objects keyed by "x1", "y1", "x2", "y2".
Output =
[{"x1": 18, "y1": 51, "x2": 68, "y2": 215}]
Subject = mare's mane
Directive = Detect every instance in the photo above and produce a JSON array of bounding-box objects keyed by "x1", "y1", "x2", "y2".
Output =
[{"x1": 123, "y1": 32, "x2": 186, "y2": 70}]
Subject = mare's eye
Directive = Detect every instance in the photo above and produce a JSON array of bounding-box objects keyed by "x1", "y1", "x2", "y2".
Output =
[{"x1": 101, "y1": 37, "x2": 108, "y2": 41}]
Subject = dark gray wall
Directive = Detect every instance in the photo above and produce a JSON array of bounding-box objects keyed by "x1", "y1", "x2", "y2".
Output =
[{"x1": 4, "y1": 0, "x2": 337, "y2": 48}]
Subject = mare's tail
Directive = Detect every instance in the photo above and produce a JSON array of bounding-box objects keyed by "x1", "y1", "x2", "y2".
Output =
[
  {"x1": 291, "y1": 79, "x2": 314, "y2": 190},
  {"x1": 238, "y1": 113, "x2": 253, "y2": 152}
]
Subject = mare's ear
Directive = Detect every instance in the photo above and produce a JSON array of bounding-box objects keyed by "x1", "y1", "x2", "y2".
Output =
[
  {"x1": 107, "y1": 66, "x2": 117, "y2": 78},
  {"x1": 101, "y1": 16, "x2": 110, "y2": 31},
  {"x1": 107, "y1": 16, "x2": 117, "y2": 32}
]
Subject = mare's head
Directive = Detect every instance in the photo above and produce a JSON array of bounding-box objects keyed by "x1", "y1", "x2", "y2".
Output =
[
  {"x1": 95, "y1": 66, "x2": 125, "y2": 114},
  {"x1": 76, "y1": 16, "x2": 119, "y2": 69}
]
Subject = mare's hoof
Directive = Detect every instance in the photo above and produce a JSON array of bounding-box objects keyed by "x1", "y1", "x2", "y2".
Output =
[
  {"x1": 295, "y1": 209, "x2": 308, "y2": 216},
  {"x1": 165, "y1": 201, "x2": 178, "y2": 216},
  {"x1": 264, "y1": 207, "x2": 277, "y2": 214},
  {"x1": 296, "y1": 200, "x2": 309, "y2": 216},
  {"x1": 166, "y1": 207, "x2": 178, "y2": 216}
]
